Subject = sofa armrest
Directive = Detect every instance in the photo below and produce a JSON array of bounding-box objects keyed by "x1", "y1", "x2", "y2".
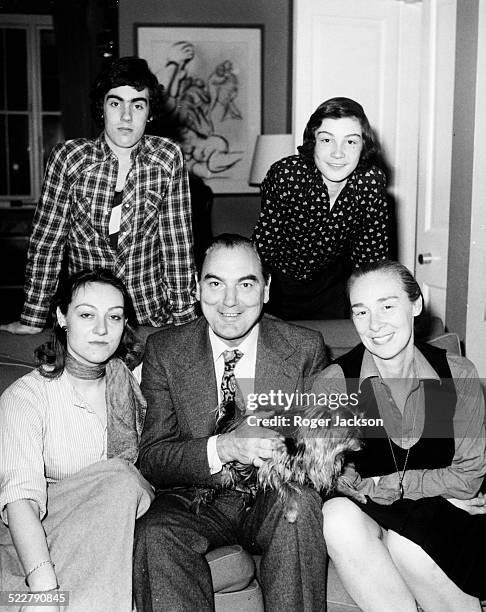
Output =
[
  {"x1": 427, "y1": 332, "x2": 462, "y2": 356},
  {"x1": 0, "y1": 358, "x2": 35, "y2": 394},
  {"x1": 0, "y1": 330, "x2": 51, "y2": 364}
]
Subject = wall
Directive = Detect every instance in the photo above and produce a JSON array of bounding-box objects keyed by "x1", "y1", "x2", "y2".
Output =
[
  {"x1": 119, "y1": 0, "x2": 293, "y2": 237},
  {"x1": 446, "y1": 0, "x2": 479, "y2": 339},
  {"x1": 120, "y1": 2, "x2": 484, "y2": 339},
  {"x1": 464, "y1": 0, "x2": 486, "y2": 375}
]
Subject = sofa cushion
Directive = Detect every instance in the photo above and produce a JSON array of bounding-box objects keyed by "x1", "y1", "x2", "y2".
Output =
[
  {"x1": 214, "y1": 579, "x2": 264, "y2": 612},
  {"x1": 207, "y1": 544, "x2": 255, "y2": 593},
  {"x1": 290, "y1": 319, "x2": 360, "y2": 359},
  {"x1": 0, "y1": 357, "x2": 34, "y2": 394},
  {"x1": 0, "y1": 330, "x2": 51, "y2": 364},
  {"x1": 0, "y1": 316, "x2": 447, "y2": 367},
  {"x1": 427, "y1": 332, "x2": 461, "y2": 355}
]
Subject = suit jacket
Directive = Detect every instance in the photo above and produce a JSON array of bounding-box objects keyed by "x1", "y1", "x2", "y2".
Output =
[{"x1": 139, "y1": 314, "x2": 327, "y2": 489}]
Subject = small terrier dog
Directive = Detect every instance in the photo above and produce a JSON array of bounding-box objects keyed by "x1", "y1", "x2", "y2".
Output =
[{"x1": 193, "y1": 403, "x2": 366, "y2": 523}]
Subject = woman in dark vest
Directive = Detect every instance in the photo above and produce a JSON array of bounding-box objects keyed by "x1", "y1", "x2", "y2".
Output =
[{"x1": 313, "y1": 260, "x2": 486, "y2": 611}]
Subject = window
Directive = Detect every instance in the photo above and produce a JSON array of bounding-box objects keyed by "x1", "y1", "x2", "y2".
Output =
[{"x1": 0, "y1": 14, "x2": 63, "y2": 202}]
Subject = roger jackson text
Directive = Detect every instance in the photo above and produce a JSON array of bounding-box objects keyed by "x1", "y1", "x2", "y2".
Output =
[{"x1": 247, "y1": 414, "x2": 384, "y2": 429}]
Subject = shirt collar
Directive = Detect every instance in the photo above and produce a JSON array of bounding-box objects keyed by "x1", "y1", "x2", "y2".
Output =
[
  {"x1": 97, "y1": 132, "x2": 148, "y2": 162},
  {"x1": 96, "y1": 132, "x2": 112, "y2": 159},
  {"x1": 208, "y1": 324, "x2": 260, "y2": 362},
  {"x1": 307, "y1": 155, "x2": 360, "y2": 194},
  {"x1": 358, "y1": 345, "x2": 441, "y2": 390}
]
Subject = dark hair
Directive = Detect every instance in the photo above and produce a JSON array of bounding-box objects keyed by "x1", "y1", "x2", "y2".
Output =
[
  {"x1": 200, "y1": 233, "x2": 270, "y2": 284},
  {"x1": 298, "y1": 97, "x2": 380, "y2": 170},
  {"x1": 347, "y1": 260, "x2": 422, "y2": 305},
  {"x1": 90, "y1": 56, "x2": 163, "y2": 128},
  {"x1": 35, "y1": 268, "x2": 143, "y2": 377}
]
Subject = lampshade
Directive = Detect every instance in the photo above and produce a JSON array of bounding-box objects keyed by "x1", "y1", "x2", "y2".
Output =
[{"x1": 249, "y1": 134, "x2": 295, "y2": 185}]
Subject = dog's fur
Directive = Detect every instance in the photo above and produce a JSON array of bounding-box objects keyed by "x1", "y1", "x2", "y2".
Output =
[{"x1": 193, "y1": 403, "x2": 366, "y2": 522}]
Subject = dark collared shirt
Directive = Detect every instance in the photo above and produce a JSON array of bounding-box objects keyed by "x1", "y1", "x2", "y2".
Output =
[
  {"x1": 21, "y1": 134, "x2": 197, "y2": 327},
  {"x1": 252, "y1": 155, "x2": 389, "y2": 279}
]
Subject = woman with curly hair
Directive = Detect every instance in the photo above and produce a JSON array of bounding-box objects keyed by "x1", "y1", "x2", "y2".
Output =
[{"x1": 0, "y1": 269, "x2": 153, "y2": 612}]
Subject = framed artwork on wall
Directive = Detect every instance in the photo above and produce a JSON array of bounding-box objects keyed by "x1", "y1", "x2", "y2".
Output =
[{"x1": 136, "y1": 24, "x2": 263, "y2": 194}]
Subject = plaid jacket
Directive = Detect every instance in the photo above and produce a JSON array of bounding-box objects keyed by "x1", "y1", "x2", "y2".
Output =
[{"x1": 21, "y1": 134, "x2": 197, "y2": 328}]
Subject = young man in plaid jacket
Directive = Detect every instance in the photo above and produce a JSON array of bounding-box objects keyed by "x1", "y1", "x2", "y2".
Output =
[{"x1": 1, "y1": 57, "x2": 197, "y2": 334}]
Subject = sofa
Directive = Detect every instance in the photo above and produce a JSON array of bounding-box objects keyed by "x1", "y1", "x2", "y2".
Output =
[{"x1": 0, "y1": 317, "x2": 465, "y2": 611}]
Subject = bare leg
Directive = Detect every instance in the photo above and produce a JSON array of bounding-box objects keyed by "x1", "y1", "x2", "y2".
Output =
[
  {"x1": 322, "y1": 498, "x2": 417, "y2": 612},
  {"x1": 386, "y1": 531, "x2": 482, "y2": 612}
]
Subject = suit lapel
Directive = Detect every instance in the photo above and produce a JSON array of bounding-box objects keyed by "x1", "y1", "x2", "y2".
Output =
[
  {"x1": 255, "y1": 317, "x2": 300, "y2": 398},
  {"x1": 173, "y1": 318, "x2": 219, "y2": 437},
  {"x1": 173, "y1": 317, "x2": 306, "y2": 433}
]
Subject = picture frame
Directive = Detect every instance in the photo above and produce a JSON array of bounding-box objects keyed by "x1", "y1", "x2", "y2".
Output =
[{"x1": 136, "y1": 24, "x2": 263, "y2": 194}]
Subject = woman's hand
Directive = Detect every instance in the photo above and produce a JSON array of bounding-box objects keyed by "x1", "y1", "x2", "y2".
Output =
[
  {"x1": 340, "y1": 463, "x2": 362, "y2": 486},
  {"x1": 446, "y1": 492, "x2": 486, "y2": 515},
  {"x1": 336, "y1": 464, "x2": 368, "y2": 503},
  {"x1": 361, "y1": 472, "x2": 403, "y2": 505}
]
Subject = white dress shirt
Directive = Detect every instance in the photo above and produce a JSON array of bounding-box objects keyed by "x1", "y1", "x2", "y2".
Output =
[{"x1": 206, "y1": 324, "x2": 259, "y2": 474}]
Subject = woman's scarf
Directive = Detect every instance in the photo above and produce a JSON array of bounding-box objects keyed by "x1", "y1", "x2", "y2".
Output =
[{"x1": 65, "y1": 354, "x2": 146, "y2": 463}]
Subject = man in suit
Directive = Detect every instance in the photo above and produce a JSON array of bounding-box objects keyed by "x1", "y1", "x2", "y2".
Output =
[{"x1": 134, "y1": 234, "x2": 328, "y2": 611}]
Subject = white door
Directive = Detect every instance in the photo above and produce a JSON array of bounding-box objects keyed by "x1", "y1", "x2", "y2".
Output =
[
  {"x1": 293, "y1": 0, "x2": 423, "y2": 272},
  {"x1": 465, "y1": 0, "x2": 486, "y2": 376},
  {"x1": 414, "y1": 0, "x2": 457, "y2": 322},
  {"x1": 293, "y1": 0, "x2": 456, "y2": 321}
]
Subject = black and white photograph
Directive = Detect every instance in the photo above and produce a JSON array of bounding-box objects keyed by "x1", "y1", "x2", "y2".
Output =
[{"x1": 0, "y1": 1, "x2": 485, "y2": 611}]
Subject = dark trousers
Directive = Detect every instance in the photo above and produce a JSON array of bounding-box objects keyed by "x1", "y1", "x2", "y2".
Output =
[{"x1": 133, "y1": 487, "x2": 328, "y2": 612}]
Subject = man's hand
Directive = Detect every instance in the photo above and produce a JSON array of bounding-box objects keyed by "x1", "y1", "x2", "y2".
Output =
[
  {"x1": 0, "y1": 321, "x2": 43, "y2": 334},
  {"x1": 447, "y1": 493, "x2": 486, "y2": 515},
  {"x1": 216, "y1": 416, "x2": 285, "y2": 467}
]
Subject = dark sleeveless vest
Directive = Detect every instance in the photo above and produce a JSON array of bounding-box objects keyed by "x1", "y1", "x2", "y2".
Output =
[{"x1": 335, "y1": 343, "x2": 456, "y2": 478}]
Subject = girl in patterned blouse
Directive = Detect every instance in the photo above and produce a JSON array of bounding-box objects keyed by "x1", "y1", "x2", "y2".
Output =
[{"x1": 252, "y1": 97, "x2": 390, "y2": 320}]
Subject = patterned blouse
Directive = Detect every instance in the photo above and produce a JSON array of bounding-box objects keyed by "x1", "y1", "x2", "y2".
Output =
[{"x1": 252, "y1": 155, "x2": 389, "y2": 280}]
